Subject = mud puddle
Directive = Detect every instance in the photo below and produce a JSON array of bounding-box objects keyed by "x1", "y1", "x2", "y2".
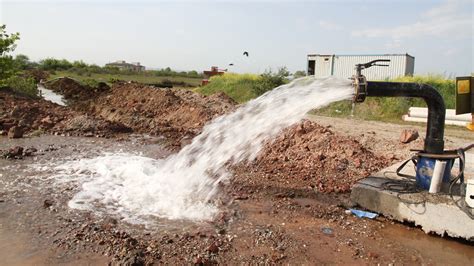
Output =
[{"x1": 382, "y1": 223, "x2": 474, "y2": 264}]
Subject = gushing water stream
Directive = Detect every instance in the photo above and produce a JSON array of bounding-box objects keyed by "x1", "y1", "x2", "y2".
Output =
[{"x1": 54, "y1": 76, "x2": 353, "y2": 222}]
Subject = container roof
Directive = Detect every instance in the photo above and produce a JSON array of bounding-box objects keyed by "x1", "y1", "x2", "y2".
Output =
[{"x1": 307, "y1": 53, "x2": 414, "y2": 59}]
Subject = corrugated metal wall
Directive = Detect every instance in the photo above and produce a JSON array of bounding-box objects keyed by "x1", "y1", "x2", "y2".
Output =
[
  {"x1": 405, "y1": 56, "x2": 415, "y2": 76},
  {"x1": 308, "y1": 54, "x2": 414, "y2": 80}
]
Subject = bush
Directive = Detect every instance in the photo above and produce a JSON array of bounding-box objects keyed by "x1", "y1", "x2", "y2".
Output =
[
  {"x1": 196, "y1": 73, "x2": 262, "y2": 103},
  {"x1": 39, "y1": 58, "x2": 73, "y2": 71},
  {"x1": 82, "y1": 78, "x2": 100, "y2": 88},
  {"x1": 2, "y1": 76, "x2": 38, "y2": 97},
  {"x1": 196, "y1": 68, "x2": 290, "y2": 103}
]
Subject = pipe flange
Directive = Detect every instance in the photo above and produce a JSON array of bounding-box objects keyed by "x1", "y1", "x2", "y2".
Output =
[{"x1": 352, "y1": 75, "x2": 367, "y2": 103}]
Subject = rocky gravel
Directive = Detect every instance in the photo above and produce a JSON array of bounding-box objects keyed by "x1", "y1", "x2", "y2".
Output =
[{"x1": 235, "y1": 120, "x2": 391, "y2": 193}]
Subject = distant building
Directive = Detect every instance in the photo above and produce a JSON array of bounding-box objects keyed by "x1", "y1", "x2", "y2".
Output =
[
  {"x1": 307, "y1": 53, "x2": 414, "y2": 80},
  {"x1": 105, "y1": 60, "x2": 145, "y2": 72}
]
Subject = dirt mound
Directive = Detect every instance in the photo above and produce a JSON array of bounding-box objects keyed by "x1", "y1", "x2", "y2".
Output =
[
  {"x1": 90, "y1": 82, "x2": 237, "y2": 146},
  {"x1": 60, "y1": 115, "x2": 132, "y2": 136},
  {"x1": 0, "y1": 90, "x2": 72, "y2": 134},
  {"x1": 46, "y1": 77, "x2": 110, "y2": 102},
  {"x1": 0, "y1": 90, "x2": 129, "y2": 137},
  {"x1": 239, "y1": 120, "x2": 390, "y2": 193}
]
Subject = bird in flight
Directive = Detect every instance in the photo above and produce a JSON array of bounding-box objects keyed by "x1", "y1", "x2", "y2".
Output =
[{"x1": 243, "y1": 51, "x2": 249, "y2": 57}]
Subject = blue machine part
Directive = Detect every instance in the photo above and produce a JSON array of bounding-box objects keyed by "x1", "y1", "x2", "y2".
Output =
[{"x1": 415, "y1": 156, "x2": 453, "y2": 190}]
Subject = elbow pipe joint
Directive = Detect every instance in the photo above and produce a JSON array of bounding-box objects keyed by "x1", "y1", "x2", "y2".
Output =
[{"x1": 353, "y1": 80, "x2": 446, "y2": 154}]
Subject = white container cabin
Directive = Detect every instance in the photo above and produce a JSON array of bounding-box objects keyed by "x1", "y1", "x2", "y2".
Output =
[{"x1": 307, "y1": 54, "x2": 415, "y2": 81}]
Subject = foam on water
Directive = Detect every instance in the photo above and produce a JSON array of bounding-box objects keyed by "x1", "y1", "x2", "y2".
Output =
[{"x1": 54, "y1": 76, "x2": 353, "y2": 222}]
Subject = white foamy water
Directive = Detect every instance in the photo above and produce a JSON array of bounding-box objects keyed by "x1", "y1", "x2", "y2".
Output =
[
  {"x1": 38, "y1": 84, "x2": 67, "y2": 106},
  {"x1": 54, "y1": 76, "x2": 353, "y2": 222}
]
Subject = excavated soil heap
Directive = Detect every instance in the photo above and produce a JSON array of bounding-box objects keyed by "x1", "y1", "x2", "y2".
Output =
[
  {"x1": 46, "y1": 77, "x2": 110, "y2": 102},
  {"x1": 0, "y1": 89, "x2": 72, "y2": 134},
  {"x1": 0, "y1": 89, "x2": 129, "y2": 137},
  {"x1": 90, "y1": 82, "x2": 236, "y2": 145},
  {"x1": 238, "y1": 120, "x2": 390, "y2": 193}
]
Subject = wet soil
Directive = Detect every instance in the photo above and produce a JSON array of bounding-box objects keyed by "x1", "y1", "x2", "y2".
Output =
[
  {"x1": 1, "y1": 134, "x2": 473, "y2": 265},
  {"x1": 1, "y1": 82, "x2": 473, "y2": 264}
]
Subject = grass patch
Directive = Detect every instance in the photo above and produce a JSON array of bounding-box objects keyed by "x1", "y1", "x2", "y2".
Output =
[
  {"x1": 195, "y1": 73, "x2": 262, "y2": 103},
  {"x1": 195, "y1": 70, "x2": 289, "y2": 103},
  {"x1": 314, "y1": 75, "x2": 457, "y2": 122},
  {"x1": 49, "y1": 71, "x2": 202, "y2": 87}
]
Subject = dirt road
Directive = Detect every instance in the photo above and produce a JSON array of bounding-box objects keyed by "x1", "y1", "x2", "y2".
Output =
[{"x1": 308, "y1": 114, "x2": 473, "y2": 159}]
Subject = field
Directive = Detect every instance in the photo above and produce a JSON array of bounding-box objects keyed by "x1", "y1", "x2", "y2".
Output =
[
  {"x1": 49, "y1": 71, "x2": 203, "y2": 87},
  {"x1": 195, "y1": 73, "x2": 262, "y2": 103}
]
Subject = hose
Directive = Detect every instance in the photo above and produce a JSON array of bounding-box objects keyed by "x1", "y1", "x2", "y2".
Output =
[{"x1": 449, "y1": 145, "x2": 474, "y2": 219}]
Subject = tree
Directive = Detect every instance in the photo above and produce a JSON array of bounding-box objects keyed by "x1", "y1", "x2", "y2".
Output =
[
  {"x1": 0, "y1": 25, "x2": 37, "y2": 96},
  {"x1": 276, "y1": 66, "x2": 290, "y2": 79},
  {"x1": 14, "y1": 54, "x2": 31, "y2": 70},
  {"x1": 293, "y1": 70, "x2": 306, "y2": 79},
  {"x1": 39, "y1": 58, "x2": 73, "y2": 71},
  {"x1": 0, "y1": 24, "x2": 20, "y2": 81},
  {"x1": 72, "y1": 60, "x2": 87, "y2": 68},
  {"x1": 252, "y1": 66, "x2": 291, "y2": 96}
]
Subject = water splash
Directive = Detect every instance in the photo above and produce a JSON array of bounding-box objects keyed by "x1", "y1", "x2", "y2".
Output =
[{"x1": 54, "y1": 76, "x2": 353, "y2": 222}]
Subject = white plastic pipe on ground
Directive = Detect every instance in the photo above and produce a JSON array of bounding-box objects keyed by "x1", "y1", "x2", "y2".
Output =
[
  {"x1": 466, "y1": 179, "x2": 474, "y2": 208},
  {"x1": 408, "y1": 107, "x2": 471, "y2": 122},
  {"x1": 402, "y1": 115, "x2": 468, "y2": 126}
]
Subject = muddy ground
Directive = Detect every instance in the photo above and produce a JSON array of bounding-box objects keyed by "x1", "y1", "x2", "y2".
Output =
[{"x1": 1, "y1": 80, "x2": 473, "y2": 265}]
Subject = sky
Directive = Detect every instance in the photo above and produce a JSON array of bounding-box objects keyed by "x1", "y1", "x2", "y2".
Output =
[{"x1": 1, "y1": 0, "x2": 472, "y2": 75}]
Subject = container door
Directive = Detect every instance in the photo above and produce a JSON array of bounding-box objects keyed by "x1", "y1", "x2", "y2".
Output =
[{"x1": 314, "y1": 56, "x2": 332, "y2": 77}]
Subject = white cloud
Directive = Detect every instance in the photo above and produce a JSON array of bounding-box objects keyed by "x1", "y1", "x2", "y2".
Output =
[
  {"x1": 319, "y1": 20, "x2": 343, "y2": 31},
  {"x1": 351, "y1": 0, "x2": 472, "y2": 39}
]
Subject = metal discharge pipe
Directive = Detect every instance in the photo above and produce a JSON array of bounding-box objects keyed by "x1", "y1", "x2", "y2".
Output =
[{"x1": 366, "y1": 81, "x2": 446, "y2": 154}]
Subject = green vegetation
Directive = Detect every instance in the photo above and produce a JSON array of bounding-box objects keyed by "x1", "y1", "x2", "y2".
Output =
[
  {"x1": 195, "y1": 73, "x2": 261, "y2": 103},
  {"x1": 393, "y1": 75, "x2": 455, "y2": 108},
  {"x1": 195, "y1": 67, "x2": 290, "y2": 103},
  {"x1": 38, "y1": 58, "x2": 202, "y2": 79},
  {"x1": 293, "y1": 70, "x2": 306, "y2": 79},
  {"x1": 49, "y1": 71, "x2": 202, "y2": 87},
  {"x1": 3, "y1": 76, "x2": 37, "y2": 96},
  {"x1": 31, "y1": 58, "x2": 204, "y2": 87},
  {"x1": 197, "y1": 71, "x2": 457, "y2": 123},
  {"x1": 0, "y1": 24, "x2": 37, "y2": 97},
  {"x1": 314, "y1": 75, "x2": 457, "y2": 122}
]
